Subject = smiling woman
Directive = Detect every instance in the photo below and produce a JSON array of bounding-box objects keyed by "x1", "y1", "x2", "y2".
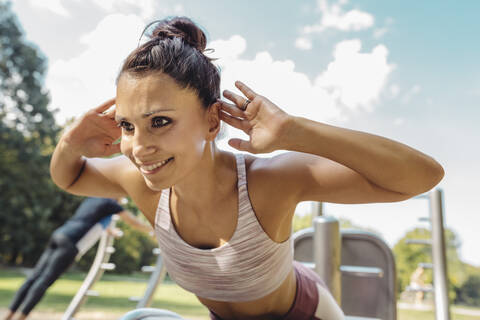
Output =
[
  {"x1": 49, "y1": 16, "x2": 444, "y2": 320},
  {"x1": 114, "y1": 72, "x2": 210, "y2": 192}
]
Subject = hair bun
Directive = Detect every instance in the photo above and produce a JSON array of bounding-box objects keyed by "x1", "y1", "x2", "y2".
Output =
[{"x1": 148, "y1": 17, "x2": 207, "y2": 52}]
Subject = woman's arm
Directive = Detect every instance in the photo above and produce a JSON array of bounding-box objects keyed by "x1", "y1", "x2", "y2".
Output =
[
  {"x1": 50, "y1": 99, "x2": 129, "y2": 198},
  {"x1": 219, "y1": 81, "x2": 444, "y2": 204},
  {"x1": 118, "y1": 210, "x2": 154, "y2": 232},
  {"x1": 281, "y1": 117, "x2": 444, "y2": 199}
]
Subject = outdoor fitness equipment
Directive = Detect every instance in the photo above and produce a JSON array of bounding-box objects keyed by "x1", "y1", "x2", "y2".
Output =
[
  {"x1": 293, "y1": 217, "x2": 396, "y2": 319},
  {"x1": 119, "y1": 308, "x2": 184, "y2": 320},
  {"x1": 293, "y1": 187, "x2": 450, "y2": 320},
  {"x1": 405, "y1": 189, "x2": 451, "y2": 320},
  {"x1": 129, "y1": 247, "x2": 168, "y2": 308},
  {"x1": 62, "y1": 216, "x2": 120, "y2": 320}
]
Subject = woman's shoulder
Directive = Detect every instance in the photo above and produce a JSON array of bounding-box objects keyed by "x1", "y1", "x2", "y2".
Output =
[
  {"x1": 242, "y1": 152, "x2": 300, "y2": 205},
  {"x1": 241, "y1": 152, "x2": 300, "y2": 240},
  {"x1": 243, "y1": 151, "x2": 303, "y2": 178}
]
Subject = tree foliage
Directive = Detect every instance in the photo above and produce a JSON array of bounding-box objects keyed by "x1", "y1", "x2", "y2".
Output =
[
  {"x1": 0, "y1": 2, "x2": 164, "y2": 273},
  {"x1": 0, "y1": 1, "x2": 84, "y2": 265},
  {"x1": 455, "y1": 275, "x2": 480, "y2": 306},
  {"x1": 393, "y1": 227, "x2": 472, "y2": 303}
]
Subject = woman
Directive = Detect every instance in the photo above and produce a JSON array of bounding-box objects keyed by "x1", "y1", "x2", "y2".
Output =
[{"x1": 49, "y1": 17, "x2": 444, "y2": 320}]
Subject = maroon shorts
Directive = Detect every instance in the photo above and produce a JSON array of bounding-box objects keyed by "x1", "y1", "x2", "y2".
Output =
[{"x1": 209, "y1": 261, "x2": 328, "y2": 320}]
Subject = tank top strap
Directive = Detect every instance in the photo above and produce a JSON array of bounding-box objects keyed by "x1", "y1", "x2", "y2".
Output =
[
  {"x1": 235, "y1": 153, "x2": 247, "y2": 188},
  {"x1": 155, "y1": 188, "x2": 171, "y2": 231},
  {"x1": 234, "y1": 153, "x2": 255, "y2": 226}
]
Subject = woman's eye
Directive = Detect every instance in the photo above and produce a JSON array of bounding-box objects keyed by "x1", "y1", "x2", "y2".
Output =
[
  {"x1": 152, "y1": 116, "x2": 171, "y2": 128},
  {"x1": 118, "y1": 120, "x2": 134, "y2": 132}
]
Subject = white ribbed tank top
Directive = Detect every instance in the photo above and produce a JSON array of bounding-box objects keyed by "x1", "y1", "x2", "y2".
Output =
[{"x1": 154, "y1": 154, "x2": 293, "y2": 302}]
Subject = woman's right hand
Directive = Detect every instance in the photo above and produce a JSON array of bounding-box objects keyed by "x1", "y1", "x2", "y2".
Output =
[{"x1": 63, "y1": 98, "x2": 121, "y2": 158}]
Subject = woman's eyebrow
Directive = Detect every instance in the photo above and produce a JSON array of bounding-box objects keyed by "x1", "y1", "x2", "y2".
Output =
[
  {"x1": 142, "y1": 109, "x2": 175, "y2": 118},
  {"x1": 114, "y1": 109, "x2": 175, "y2": 122}
]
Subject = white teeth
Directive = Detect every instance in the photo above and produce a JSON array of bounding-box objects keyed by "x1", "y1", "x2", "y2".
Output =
[{"x1": 141, "y1": 158, "x2": 171, "y2": 171}]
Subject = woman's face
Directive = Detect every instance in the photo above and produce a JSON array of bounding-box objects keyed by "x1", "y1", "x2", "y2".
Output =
[{"x1": 115, "y1": 73, "x2": 212, "y2": 191}]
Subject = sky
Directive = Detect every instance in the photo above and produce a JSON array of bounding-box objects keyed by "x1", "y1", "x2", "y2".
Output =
[{"x1": 9, "y1": 0, "x2": 480, "y2": 266}]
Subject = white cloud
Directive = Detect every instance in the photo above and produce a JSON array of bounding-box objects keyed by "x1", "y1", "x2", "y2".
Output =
[
  {"x1": 49, "y1": 28, "x2": 393, "y2": 138},
  {"x1": 210, "y1": 37, "x2": 340, "y2": 123},
  {"x1": 47, "y1": 14, "x2": 146, "y2": 123},
  {"x1": 28, "y1": 0, "x2": 70, "y2": 17},
  {"x1": 373, "y1": 28, "x2": 388, "y2": 39},
  {"x1": 315, "y1": 39, "x2": 395, "y2": 111},
  {"x1": 207, "y1": 36, "x2": 247, "y2": 61},
  {"x1": 394, "y1": 118, "x2": 405, "y2": 126},
  {"x1": 390, "y1": 83, "x2": 400, "y2": 98},
  {"x1": 207, "y1": 36, "x2": 394, "y2": 148},
  {"x1": 29, "y1": 0, "x2": 184, "y2": 20},
  {"x1": 303, "y1": 0, "x2": 374, "y2": 34},
  {"x1": 411, "y1": 84, "x2": 421, "y2": 94},
  {"x1": 373, "y1": 17, "x2": 394, "y2": 39},
  {"x1": 90, "y1": 0, "x2": 183, "y2": 20},
  {"x1": 294, "y1": 37, "x2": 313, "y2": 50},
  {"x1": 401, "y1": 84, "x2": 422, "y2": 104}
]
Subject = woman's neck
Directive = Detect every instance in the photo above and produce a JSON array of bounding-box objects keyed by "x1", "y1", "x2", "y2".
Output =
[{"x1": 172, "y1": 142, "x2": 236, "y2": 210}]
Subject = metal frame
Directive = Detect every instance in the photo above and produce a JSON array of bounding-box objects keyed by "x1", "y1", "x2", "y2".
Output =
[
  {"x1": 130, "y1": 248, "x2": 168, "y2": 308},
  {"x1": 430, "y1": 189, "x2": 451, "y2": 320},
  {"x1": 409, "y1": 188, "x2": 451, "y2": 320},
  {"x1": 293, "y1": 223, "x2": 397, "y2": 320},
  {"x1": 300, "y1": 188, "x2": 450, "y2": 320},
  {"x1": 62, "y1": 218, "x2": 118, "y2": 320}
]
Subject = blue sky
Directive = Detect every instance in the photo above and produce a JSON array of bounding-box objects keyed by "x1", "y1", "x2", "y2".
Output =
[{"x1": 11, "y1": 0, "x2": 480, "y2": 266}]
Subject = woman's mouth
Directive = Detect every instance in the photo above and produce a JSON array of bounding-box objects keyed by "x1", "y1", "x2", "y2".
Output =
[{"x1": 139, "y1": 157, "x2": 174, "y2": 174}]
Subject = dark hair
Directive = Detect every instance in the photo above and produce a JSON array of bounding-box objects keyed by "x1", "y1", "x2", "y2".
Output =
[{"x1": 118, "y1": 17, "x2": 220, "y2": 108}]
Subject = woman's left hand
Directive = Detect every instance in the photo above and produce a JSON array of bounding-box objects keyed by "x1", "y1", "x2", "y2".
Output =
[{"x1": 219, "y1": 81, "x2": 292, "y2": 154}]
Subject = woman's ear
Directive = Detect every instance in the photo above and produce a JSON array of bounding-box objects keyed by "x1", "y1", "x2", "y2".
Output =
[{"x1": 206, "y1": 101, "x2": 221, "y2": 141}]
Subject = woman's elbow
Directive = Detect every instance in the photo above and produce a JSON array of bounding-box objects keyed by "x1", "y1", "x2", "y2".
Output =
[
  {"x1": 421, "y1": 158, "x2": 445, "y2": 193},
  {"x1": 432, "y1": 160, "x2": 445, "y2": 186}
]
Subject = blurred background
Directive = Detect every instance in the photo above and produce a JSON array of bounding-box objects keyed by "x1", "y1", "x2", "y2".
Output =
[{"x1": 1, "y1": 0, "x2": 479, "y2": 319}]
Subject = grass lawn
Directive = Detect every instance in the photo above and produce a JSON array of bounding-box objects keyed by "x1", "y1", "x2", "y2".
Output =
[
  {"x1": 0, "y1": 269, "x2": 209, "y2": 319},
  {"x1": 1, "y1": 269, "x2": 479, "y2": 319},
  {"x1": 398, "y1": 309, "x2": 480, "y2": 320}
]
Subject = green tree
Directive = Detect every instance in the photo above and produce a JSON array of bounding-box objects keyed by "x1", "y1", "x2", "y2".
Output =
[
  {"x1": 455, "y1": 275, "x2": 480, "y2": 306},
  {"x1": 393, "y1": 227, "x2": 464, "y2": 301},
  {"x1": 0, "y1": 0, "x2": 82, "y2": 266},
  {"x1": 0, "y1": 2, "x2": 159, "y2": 273}
]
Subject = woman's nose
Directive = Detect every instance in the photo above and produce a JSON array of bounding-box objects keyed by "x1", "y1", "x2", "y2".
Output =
[{"x1": 132, "y1": 131, "x2": 156, "y2": 159}]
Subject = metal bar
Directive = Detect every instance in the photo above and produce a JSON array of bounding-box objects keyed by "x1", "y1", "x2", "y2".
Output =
[
  {"x1": 413, "y1": 193, "x2": 429, "y2": 200},
  {"x1": 405, "y1": 239, "x2": 432, "y2": 245},
  {"x1": 406, "y1": 285, "x2": 434, "y2": 293},
  {"x1": 301, "y1": 263, "x2": 384, "y2": 279},
  {"x1": 135, "y1": 253, "x2": 168, "y2": 308},
  {"x1": 313, "y1": 216, "x2": 341, "y2": 303},
  {"x1": 62, "y1": 219, "x2": 118, "y2": 320},
  {"x1": 141, "y1": 266, "x2": 156, "y2": 273},
  {"x1": 301, "y1": 262, "x2": 315, "y2": 270},
  {"x1": 340, "y1": 265, "x2": 384, "y2": 278},
  {"x1": 311, "y1": 201, "x2": 324, "y2": 218},
  {"x1": 430, "y1": 189, "x2": 451, "y2": 320}
]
